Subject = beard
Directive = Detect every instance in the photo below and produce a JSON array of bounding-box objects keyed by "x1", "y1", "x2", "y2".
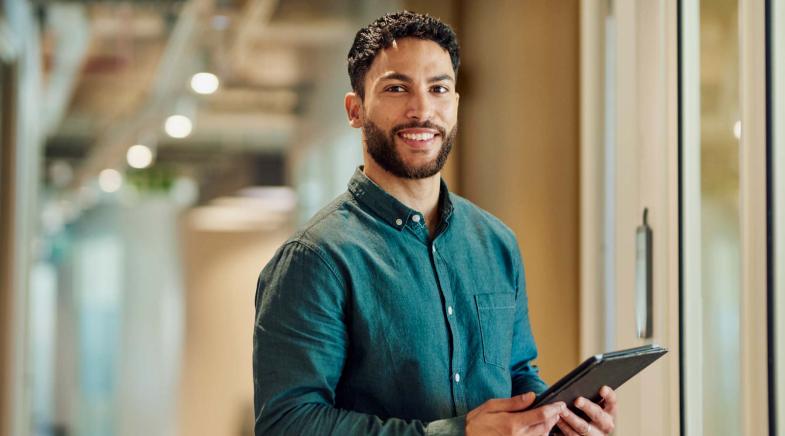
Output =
[{"x1": 363, "y1": 119, "x2": 456, "y2": 179}]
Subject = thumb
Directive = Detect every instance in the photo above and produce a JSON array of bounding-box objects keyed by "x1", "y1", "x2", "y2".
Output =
[
  {"x1": 485, "y1": 392, "x2": 537, "y2": 413},
  {"x1": 517, "y1": 392, "x2": 537, "y2": 408}
]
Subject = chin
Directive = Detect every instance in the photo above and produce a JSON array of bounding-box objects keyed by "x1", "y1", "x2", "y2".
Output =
[
  {"x1": 407, "y1": 163, "x2": 441, "y2": 176},
  {"x1": 402, "y1": 157, "x2": 437, "y2": 170}
]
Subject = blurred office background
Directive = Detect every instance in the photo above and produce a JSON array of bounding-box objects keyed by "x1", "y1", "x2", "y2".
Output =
[{"x1": 1, "y1": 0, "x2": 781, "y2": 435}]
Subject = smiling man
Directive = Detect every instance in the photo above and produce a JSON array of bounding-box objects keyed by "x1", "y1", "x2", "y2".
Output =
[{"x1": 253, "y1": 11, "x2": 617, "y2": 436}]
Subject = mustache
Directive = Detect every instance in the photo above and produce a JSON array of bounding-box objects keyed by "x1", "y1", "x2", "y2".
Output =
[{"x1": 390, "y1": 121, "x2": 446, "y2": 137}]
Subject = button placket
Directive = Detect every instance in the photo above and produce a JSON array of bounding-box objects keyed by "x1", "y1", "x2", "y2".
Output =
[
  {"x1": 429, "y1": 234, "x2": 467, "y2": 414},
  {"x1": 450, "y1": 366, "x2": 469, "y2": 415}
]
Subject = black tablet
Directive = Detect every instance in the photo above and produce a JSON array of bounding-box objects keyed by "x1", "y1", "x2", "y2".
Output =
[{"x1": 528, "y1": 344, "x2": 667, "y2": 418}]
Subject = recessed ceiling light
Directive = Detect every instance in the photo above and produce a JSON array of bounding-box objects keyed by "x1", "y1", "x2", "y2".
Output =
[
  {"x1": 165, "y1": 114, "x2": 193, "y2": 138},
  {"x1": 127, "y1": 144, "x2": 154, "y2": 169},
  {"x1": 191, "y1": 72, "x2": 220, "y2": 95}
]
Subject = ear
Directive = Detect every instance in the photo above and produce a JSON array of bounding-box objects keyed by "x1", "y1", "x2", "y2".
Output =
[{"x1": 344, "y1": 92, "x2": 363, "y2": 128}]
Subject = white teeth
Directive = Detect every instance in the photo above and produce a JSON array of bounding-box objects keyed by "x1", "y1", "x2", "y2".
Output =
[{"x1": 401, "y1": 132, "x2": 436, "y2": 141}]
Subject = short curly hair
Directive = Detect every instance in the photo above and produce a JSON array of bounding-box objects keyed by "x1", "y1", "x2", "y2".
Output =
[{"x1": 347, "y1": 11, "x2": 460, "y2": 100}]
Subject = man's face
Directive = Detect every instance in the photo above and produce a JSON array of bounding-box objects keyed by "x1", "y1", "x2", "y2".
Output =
[{"x1": 346, "y1": 37, "x2": 459, "y2": 179}]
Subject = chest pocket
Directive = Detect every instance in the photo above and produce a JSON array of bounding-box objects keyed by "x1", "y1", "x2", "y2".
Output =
[{"x1": 475, "y1": 292, "x2": 516, "y2": 369}]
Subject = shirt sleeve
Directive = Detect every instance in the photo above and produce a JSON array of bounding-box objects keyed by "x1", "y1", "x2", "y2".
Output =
[
  {"x1": 509, "y1": 246, "x2": 549, "y2": 396},
  {"x1": 253, "y1": 240, "x2": 466, "y2": 436}
]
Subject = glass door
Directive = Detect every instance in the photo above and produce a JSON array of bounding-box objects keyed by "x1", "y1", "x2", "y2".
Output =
[
  {"x1": 582, "y1": 0, "x2": 774, "y2": 433},
  {"x1": 685, "y1": 0, "x2": 743, "y2": 434},
  {"x1": 682, "y1": 0, "x2": 771, "y2": 434}
]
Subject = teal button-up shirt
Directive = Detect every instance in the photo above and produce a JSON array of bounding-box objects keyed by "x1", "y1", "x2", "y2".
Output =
[{"x1": 253, "y1": 168, "x2": 547, "y2": 435}]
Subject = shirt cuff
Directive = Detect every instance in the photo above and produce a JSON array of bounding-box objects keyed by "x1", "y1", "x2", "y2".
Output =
[{"x1": 424, "y1": 415, "x2": 467, "y2": 436}]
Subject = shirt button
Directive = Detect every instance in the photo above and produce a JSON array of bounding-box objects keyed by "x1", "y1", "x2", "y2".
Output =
[
  {"x1": 395, "y1": 218, "x2": 403, "y2": 226},
  {"x1": 412, "y1": 214, "x2": 421, "y2": 223},
  {"x1": 447, "y1": 306, "x2": 454, "y2": 316},
  {"x1": 454, "y1": 373, "x2": 461, "y2": 383}
]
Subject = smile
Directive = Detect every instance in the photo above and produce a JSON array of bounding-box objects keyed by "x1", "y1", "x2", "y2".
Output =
[
  {"x1": 400, "y1": 132, "x2": 435, "y2": 141},
  {"x1": 393, "y1": 124, "x2": 446, "y2": 150}
]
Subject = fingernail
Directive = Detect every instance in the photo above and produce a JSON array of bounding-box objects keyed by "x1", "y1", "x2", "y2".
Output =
[{"x1": 575, "y1": 398, "x2": 584, "y2": 407}]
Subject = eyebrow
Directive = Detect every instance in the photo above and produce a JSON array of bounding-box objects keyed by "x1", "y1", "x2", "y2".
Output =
[{"x1": 379, "y1": 72, "x2": 455, "y2": 83}]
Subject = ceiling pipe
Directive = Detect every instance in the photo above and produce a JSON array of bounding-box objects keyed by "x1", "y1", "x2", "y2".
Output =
[
  {"x1": 70, "y1": 0, "x2": 215, "y2": 190},
  {"x1": 43, "y1": 3, "x2": 91, "y2": 136}
]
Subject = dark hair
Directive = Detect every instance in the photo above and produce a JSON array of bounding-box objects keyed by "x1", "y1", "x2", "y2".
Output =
[{"x1": 347, "y1": 11, "x2": 460, "y2": 100}]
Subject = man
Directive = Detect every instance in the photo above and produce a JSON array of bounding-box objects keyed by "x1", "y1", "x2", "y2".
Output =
[{"x1": 253, "y1": 11, "x2": 617, "y2": 436}]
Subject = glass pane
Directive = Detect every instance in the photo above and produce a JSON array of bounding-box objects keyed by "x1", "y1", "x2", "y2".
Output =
[{"x1": 699, "y1": 0, "x2": 742, "y2": 434}]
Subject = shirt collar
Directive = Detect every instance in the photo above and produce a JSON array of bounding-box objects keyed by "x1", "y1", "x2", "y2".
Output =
[{"x1": 347, "y1": 166, "x2": 454, "y2": 231}]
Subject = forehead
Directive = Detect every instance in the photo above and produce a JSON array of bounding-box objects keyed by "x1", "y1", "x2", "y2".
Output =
[{"x1": 366, "y1": 37, "x2": 454, "y2": 80}]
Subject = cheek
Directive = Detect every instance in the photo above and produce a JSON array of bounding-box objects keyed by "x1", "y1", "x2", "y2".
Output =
[
  {"x1": 437, "y1": 97, "x2": 458, "y2": 118},
  {"x1": 439, "y1": 105, "x2": 458, "y2": 128},
  {"x1": 365, "y1": 105, "x2": 398, "y2": 127}
]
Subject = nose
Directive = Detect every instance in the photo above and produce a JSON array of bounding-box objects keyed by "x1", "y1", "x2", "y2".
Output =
[{"x1": 405, "y1": 89, "x2": 434, "y2": 121}]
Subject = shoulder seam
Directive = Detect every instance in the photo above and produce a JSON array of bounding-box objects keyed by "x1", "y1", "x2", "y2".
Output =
[
  {"x1": 286, "y1": 239, "x2": 347, "y2": 289},
  {"x1": 299, "y1": 194, "x2": 348, "y2": 235}
]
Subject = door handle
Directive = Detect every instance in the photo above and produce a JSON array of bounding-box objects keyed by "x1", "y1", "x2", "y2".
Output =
[{"x1": 636, "y1": 208, "x2": 653, "y2": 338}]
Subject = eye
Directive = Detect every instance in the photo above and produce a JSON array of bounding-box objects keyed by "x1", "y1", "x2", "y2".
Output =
[
  {"x1": 431, "y1": 85, "x2": 450, "y2": 94},
  {"x1": 385, "y1": 85, "x2": 407, "y2": 93}
]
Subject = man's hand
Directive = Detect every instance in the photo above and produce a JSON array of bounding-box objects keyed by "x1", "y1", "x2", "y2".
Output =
[
  {"x1": 466, "y1": 392, "x2": 566, "y2": 436},
  {"x1": 555, "y1": 386, "x2": 617, "y2": 435}
]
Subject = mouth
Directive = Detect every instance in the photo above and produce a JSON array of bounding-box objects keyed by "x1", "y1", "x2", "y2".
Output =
[{"x1": 396, "y1": 129, "x2": 441, "y2": 147}]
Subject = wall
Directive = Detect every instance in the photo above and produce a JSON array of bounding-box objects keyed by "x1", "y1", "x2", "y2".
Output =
[
  {"x1": 458, "y1": 0, "x2": 580, "y2": 382},
  {"x1": 177, "y1": 225, "x2": 289, "y2": 436}
]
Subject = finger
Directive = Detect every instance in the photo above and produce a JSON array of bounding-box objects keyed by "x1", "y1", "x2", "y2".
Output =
[
  {"x1": 482, "y1": 392, "x2": 536, "y2": 413},
  {"x1": 557, "y1": 420, "x2": 580, "y2": 436},
  {"x1": 574, "y1": 397, "x2": 614, "y2": 432},
  {"x1": 559, "y1": 409, "x2": 592, "y2": 435},
  {"x1": 599, "y1": 386, "x2": 618, "y2": 417},
  {"x1": 515, "y1": 402, "x2": 566, "y2": 427},
  {"x1": 523, "y1": 412, "x2": 562, "y2": 436}
]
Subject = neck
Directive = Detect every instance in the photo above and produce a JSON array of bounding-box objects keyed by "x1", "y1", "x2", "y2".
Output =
[{"x1": 363, "y1": 159, "x2": 442, "y2": 234}]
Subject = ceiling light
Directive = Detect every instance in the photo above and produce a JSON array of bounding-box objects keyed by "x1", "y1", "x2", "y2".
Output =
[
  {"x1": 733, "y1": 120, "x2": 742, "y2": 140},
  {"x1": 165, "y1": 114, "x2": 193, "y2": 138},
  {"x1": 191, "y1": 72, "x2": 220, "y2": 95},
  {"x1": 127, "y1": 144, "x2": 154, "y2": 169},
  {"x1": 98, "y1": 169, "x2": 123, "y2": 193}
]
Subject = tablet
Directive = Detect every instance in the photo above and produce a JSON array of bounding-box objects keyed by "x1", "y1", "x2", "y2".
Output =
[{"x1": 528, "y1": 344, "x2": 667, "y2": 418}]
